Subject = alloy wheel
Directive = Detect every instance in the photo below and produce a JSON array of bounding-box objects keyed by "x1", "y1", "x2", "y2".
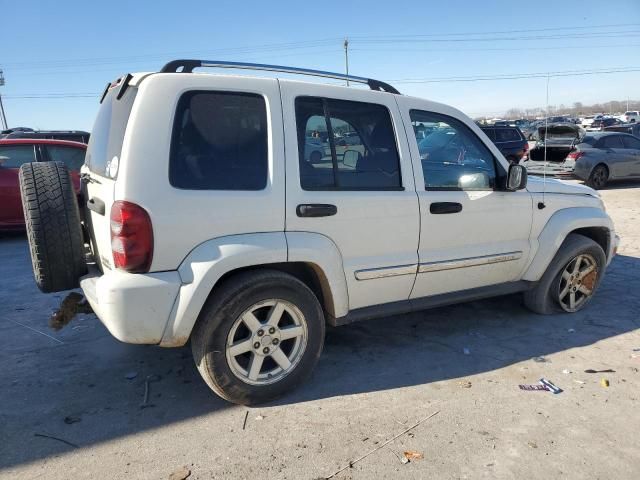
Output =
[{"x1": 558, "y1": 253, "x2": 598, "y2": 312}]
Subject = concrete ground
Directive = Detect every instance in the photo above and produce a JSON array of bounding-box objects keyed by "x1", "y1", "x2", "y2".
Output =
[{"x1": 1, "y1": 182, "x2": 639, "y2": 480}]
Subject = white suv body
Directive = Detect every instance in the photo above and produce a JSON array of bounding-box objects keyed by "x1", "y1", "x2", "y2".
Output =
[{"x1": 21, "y1": 61, "x2": 618, "y2": 404}]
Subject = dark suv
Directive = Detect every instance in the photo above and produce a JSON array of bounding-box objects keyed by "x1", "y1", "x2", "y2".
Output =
[
  {"x1": 0, "y1": 129, "x2": 90, "y2": 144},
  {"x1": 480, "y1": 126, "x2": 528, "y2": 163}
]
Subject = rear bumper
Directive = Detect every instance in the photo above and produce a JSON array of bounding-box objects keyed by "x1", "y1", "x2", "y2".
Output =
[{"x1": 80, "y1": 266, "x2": 181, "y2": 344}]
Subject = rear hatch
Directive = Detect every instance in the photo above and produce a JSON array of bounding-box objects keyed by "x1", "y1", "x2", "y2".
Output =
[
  {"x1": 528, "y1": 124, "x2": 583, "y2": 162},
  {"x1": 81, "y1": 77, "x2": 138, "y2": 272}
]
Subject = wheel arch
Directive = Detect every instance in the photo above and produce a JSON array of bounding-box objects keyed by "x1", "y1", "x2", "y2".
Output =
[
  {"x1": 159, "y1": 232, "x2": 348, "y2": 347},
  {"x1": 523, "y1": 207, "x2": 614, "y2": 282}
]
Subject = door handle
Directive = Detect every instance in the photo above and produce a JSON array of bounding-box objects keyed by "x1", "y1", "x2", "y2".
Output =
[
  {"x1": 296, "y1": 204, "x2": 337, "y2": 217},
  {"x1": 87, "y1": 197, "x2": 105, "y2": 216},
  {"x1": 430, "y1": 202, "x2": 462, "y2": 214}
]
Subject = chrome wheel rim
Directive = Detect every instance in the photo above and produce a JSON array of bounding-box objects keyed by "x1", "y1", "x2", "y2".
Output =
[
  {"x1": 558, "y1": 253, "x2": 598, "y2": 312},
  {"x1": 225, "y1": 299, "x2": 308, "y2": 386}
]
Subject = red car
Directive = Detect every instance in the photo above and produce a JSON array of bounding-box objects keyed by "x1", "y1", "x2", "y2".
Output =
[{"x1": 0, "y1": 138, "x2": 86, "y2": 230}]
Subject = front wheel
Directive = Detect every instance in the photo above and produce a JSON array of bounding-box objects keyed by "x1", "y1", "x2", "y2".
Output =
[
  {"x1": 523, "y1": 234, "x2": 606, "y2": 315},
  {"x1": 191, "y1": 270, "x2": 325, "y2": 405}
]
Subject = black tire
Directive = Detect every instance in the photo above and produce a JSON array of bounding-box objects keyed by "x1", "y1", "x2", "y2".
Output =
[
  {"x1": 191, "y1": 270, "x2": 325, "y2": 405},
  {"x1": 586, "y1": 164, "x2": 609, "y2": 189},
  {"x1": 19, "y1": 162, "x2": 87, "y2": 293},
  {"x1": 523, "y1": 233, "x2": 606, "y2": 314}
]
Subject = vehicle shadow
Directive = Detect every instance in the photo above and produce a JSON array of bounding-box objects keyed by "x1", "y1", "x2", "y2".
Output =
[{"x1": 0, "y1": 231, "x2": 638, "y2": 470}]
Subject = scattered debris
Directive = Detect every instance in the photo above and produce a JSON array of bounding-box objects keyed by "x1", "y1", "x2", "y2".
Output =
[
  {"x1": 632, "y1": 348, "x2": 640, "y2": 352},
  {"x1": 458, "y1": 380, "x2": 472, "y2": 388},
  {"x1": 49, "y1": 292, "x2": 93, "y2": 331},
  {"x1": 255, "y1": 415, "x2": 264, "y2": 421},
  {"x1": 519, "y1": 384, "x2": 549, "y2": 391},
  {"x1": 140, "y1": 375, "x2": 160, "y2": 408},
  {"x1": 574, "y1": 380, "x2": 586, "y2": 385},
  {"x1": 242, "y1": 411, "x2": 249, "y2": 430},
  {"x1": 168, "y1": 466, "x2": 191, "y2": 480},
  {"x1": 403, "y1": 451, "x2": 424, "y2": 462},
  {"x1": 324, "y1": 410, "x2": 440, "y2": 479},
  {"x1": 34, "y1": 432, "x2": 79, "y2": 448},
  {"x1": 463, "y1": 347, "x2": 471, "y2": 355},
  {"x1": 385, "y1": 447, "x2": 403, "y2": 464},
  {"x1": 125, "y1": 372, "x2": 138, "y2": 380},
  {"x1": 562, "y1": 369, "x2": 571, "y2": 375},
  {"x1": 584, "y1": 369, "x2": 615, "y2": 374},
  {"x1": 533, "y1": 356, "x2": 548, "y2": 363},
  {"x1": 600, "y1": 378, "x2": 610, "y2": 388},
  {"x1": 540, "y1": 378, "x2": 563, "y2": 394},
  {"x1": 63, "y1": 416, "x2": 81, "y2": 425},
  {"x1": 527, "y1": 441, "x2": 538, "y2": 449}
]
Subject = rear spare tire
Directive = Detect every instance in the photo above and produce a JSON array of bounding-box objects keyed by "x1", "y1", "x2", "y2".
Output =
[{"x1": 19, "y1": 161, "x2": 87, "y2": 293}]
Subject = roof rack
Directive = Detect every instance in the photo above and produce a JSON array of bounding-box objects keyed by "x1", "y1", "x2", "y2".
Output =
[{"x1": 160, "y1": 59, "x2": 400, "y2": 95}]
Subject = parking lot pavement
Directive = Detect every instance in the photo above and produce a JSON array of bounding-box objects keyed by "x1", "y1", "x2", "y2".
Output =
[{"x1": 1, "y1": 184, "x2": 639, "y2": 480}]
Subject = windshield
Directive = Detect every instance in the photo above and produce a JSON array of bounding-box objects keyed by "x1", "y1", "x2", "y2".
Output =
[{"x1": 85, "y1": 86, "x2": 137, "y2": 177}]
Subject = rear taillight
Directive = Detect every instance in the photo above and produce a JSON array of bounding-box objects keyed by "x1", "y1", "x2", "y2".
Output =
[
  {"x1": 110, "y1": 201, "x2": 153, "y2": 272},
  {"x1": 567, "y1": 151, "x2": 584, "y2": 161}
]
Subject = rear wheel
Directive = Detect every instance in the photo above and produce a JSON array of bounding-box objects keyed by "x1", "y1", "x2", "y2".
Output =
[
  {"x1": 19, "y1": 162, "x2": 87, "y2": 293},
  {"x1": 191, "y1": 270, "x2": 325, "y2": 405},
  {"x1": 586, "y1": 164, "x2": 609, "y2": 189}
]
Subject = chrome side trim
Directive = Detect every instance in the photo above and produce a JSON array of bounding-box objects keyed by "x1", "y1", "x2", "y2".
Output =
[
  {"x1": 418, "y1": 251, "x2": 523, "y2": 273},
  {"x1": 355, "y1": 264, "x2": 418, "y2": 281}
]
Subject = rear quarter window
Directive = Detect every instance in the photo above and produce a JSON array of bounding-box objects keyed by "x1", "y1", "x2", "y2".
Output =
[
  {"x1": 85, "y1": 88, "x2": 137, "y2": 177},
  {"x1": 169, "y1": 91, "x2": 268, "y2": 190}
]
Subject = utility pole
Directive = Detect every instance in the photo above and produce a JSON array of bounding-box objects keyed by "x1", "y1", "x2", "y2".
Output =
[
  {"x1": 0, "y1": 69, "x2": 7, "y2": 130},
  {"x1": 343, "y1": 38, "x2": 349, "y2": 86}
]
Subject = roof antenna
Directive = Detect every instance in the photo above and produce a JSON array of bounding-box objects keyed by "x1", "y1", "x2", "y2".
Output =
[{"x1": 539, "y1": 74, "x2": 550, "y2": 210}]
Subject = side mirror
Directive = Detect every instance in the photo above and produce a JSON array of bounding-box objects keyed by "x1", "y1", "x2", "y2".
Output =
[{"x1": 506, "y1": 164, "x2": 527, "y2": 191}]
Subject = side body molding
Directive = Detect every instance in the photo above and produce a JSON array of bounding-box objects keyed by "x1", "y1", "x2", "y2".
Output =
[
  {"x1": 160, "y1": 233, "x2": 287, "y2": 347},
  {"x1": 523, "y1": 207, "x2": 614, "y2": 282},
  {"x1": 286, "y1": 231, "x2": 349, "y2": 319}
]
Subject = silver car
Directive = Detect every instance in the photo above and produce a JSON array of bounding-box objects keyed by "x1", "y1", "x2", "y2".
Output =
[{"x1": 571, "y1": 132, "x2": 640, "y2": 188}]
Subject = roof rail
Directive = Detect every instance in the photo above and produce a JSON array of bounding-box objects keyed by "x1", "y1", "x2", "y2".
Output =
[{"x1": 159, "y1": 59, "x2": 400, "y2": 95}]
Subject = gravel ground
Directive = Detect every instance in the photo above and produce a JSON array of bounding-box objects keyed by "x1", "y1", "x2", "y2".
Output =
[{"x1": 1, "y1": 182, "x2": 639, "y2": 480}]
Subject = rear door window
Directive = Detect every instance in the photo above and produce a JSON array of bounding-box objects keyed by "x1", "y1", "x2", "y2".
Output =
[
  {"x1": 600, "y1": 136, "x2": 624, "y2": 149},
  {"x1": 295, "y1": 97, "x2": 401, "y2": 190},
  {"x1": 481, "y1": 128, "x2": 496, "y2": 141},
  {"x1": 46, "y1": 145, "x2": 86, "y2": 171},
  {"x1": 169, "y1": 91, "x2": 268, "y2": 190},
  {"x1": 622, "y1": 136, "x2": 640, "y2": 149},
  {"x1": 0, "y1": 145, "x2": 37, "y2": 168}
]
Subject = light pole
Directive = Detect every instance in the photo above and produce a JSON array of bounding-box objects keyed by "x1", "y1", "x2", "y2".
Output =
[
  {"x1": 343, "y1": 38, "x2": 349, "y2": 86},
  {"x1": 0, "y1": 69, "x2": 7, "y2": 130}
]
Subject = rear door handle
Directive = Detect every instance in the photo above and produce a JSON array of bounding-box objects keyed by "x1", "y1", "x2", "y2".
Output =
[
  {"x1": 430, "y1": 202, "x2": 462, "y2": 214},
  {"x1": 296, "y1": 204, "x2": 337, "y2": 218}
]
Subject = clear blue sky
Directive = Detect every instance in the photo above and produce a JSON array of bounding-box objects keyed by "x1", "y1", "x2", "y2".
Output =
[{"x1": 2, "y1": 0, "x2": 639, "y2": 130}]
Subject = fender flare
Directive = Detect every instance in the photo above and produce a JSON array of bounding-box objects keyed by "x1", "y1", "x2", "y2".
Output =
[
  {"x1": 159, "y1": 231, "x2": 348, "y2": 347},
  {"x1": 522, "y1": 207, "x2": 613, "y2": 282}
]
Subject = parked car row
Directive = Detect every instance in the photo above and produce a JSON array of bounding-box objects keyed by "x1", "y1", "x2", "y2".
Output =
[
  {"x1": 1, "y1": 128, "x2": 90, "y2": 143},
  {"x1": 0, "y1": 138, "x2": 86, "y2": 230}
]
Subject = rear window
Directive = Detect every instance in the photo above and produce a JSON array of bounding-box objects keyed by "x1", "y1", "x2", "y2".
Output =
[
  {"x1": 46, "y1": 145, "x2": 86, "y2": 171},
  {"x1": 169, "y1": 91, "x2": 268, "y2": 190},
  {"x1": 85, "y1": 88, "x2": 137, "y2": 177},
  {"x1": 494, "y1": 128, "x2": 521, "y2": 142},
  {"x1": 0, "y1": 145, "x2": 36, "y2": 168}
]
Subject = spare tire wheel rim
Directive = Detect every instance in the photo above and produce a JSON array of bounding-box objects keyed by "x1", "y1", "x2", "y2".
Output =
[
  {"x1": 558, "y1": 253, "x2": 598, "y2": 312},
  {"x1": 225, "y1": 299, "x2": 308, "y2": 386}
]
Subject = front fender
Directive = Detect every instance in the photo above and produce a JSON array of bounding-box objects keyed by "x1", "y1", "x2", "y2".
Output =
[
  {"x1": 523, "y1": 207, "x2": 614, "y2": 281},
  {"x1": 159, "y1": 232, "x2": 287, "y2": 346}
]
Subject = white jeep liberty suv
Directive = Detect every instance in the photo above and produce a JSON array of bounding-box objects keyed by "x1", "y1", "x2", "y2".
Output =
[{"x1": 19, "y1": 60, "x2": 618, "y2": 405}]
